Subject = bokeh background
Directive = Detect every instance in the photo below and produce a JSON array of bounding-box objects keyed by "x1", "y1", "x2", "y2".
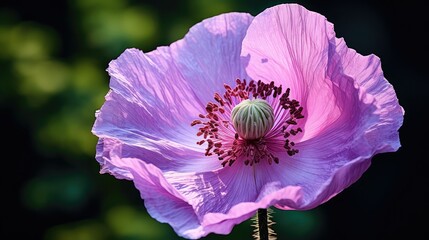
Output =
[{"x1": 1, "y1": 0, "x2": 427, "y2": 239}]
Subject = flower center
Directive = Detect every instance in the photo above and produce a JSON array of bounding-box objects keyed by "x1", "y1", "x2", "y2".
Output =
[
  {"x1": 231, "y1": 99, "x2": 274, "y2": 140},
  {"x1": 191, "y1": 79, "x2": 304, "y2": 167}
]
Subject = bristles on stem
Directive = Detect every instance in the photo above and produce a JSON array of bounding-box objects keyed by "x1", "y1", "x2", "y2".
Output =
[{"x1": 252, "y1": 208, "x2": 276, "y2": 240}]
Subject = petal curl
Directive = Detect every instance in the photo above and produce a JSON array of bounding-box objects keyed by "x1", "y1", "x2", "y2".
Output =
[
  {"x1": 103, "y1": 154, "x2": 206, "y2": 239},
  {"x1": 153, "y1": 162, "x2": 303, "y2": 237},
  {"x1": 102, "y1": 148, "x2": 303, "y2": 239},
  {"x1": 328, "y1": 37, "x2": 404, "y2": 153},
  {"x1": 92, "y1": 13, "x2": 253, "y2": 176}
]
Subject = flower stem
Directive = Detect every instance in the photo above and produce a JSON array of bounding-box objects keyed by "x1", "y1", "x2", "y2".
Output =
[
  {"x1": 258, "y1": 209, "x2": 269, "y2": 240},
  {"x1": 252, "y1": 208, "x2": 276, "y2": 240}
]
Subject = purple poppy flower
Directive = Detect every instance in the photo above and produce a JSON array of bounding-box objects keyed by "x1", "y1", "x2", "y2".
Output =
[{"x1": 92, "y1": 3, "x2": 403, "y2": 239}]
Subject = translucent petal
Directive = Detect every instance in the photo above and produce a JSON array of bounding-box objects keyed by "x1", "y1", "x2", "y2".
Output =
[{"x1": 92, "y1": 13, "x2": 253, "y2": 176}]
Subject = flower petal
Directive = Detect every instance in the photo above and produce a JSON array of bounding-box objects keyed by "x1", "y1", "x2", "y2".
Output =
[
  {"x1": 163, "y1": 162, "x2": 303, "y2": 236},
  {"x1": 101, "y1": 153, "x2": 206, "y2": 239},
  {"x1": 239, "y1": 3, "x2": 403, "y2": 211},
  {"x1": 328, "y1": 37, "x2": 404, "y2": 153},
  {"x1": 243, "y1": 25, "x2": 404, "y2": 211},
  {"x1": 241, "y1": 4, "x2": 334, "y2": 96},
  {"x1": 165, "y1": 162, "x2": 259, "y2": 218},
  {"x1": 92, "y1": 12, "x2": 253, "y2": 175},
  {"x1": 241, "y1": 4, "x2": 340, "y2": 141},
  {"x1": 171, "y1": 13, "x2": 253, "y2": 103},
  {"x1": 200, "y1": 184, "x2": 302, "y2": 233},
  {"x1": 246, "y1": 151, "x2": 372, "y2": 210},
  {"x1": 104, "y1": 150, "x2": 303, "y2": 239}
]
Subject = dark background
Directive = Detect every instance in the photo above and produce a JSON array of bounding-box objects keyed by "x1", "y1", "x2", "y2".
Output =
[{"x1": 1, "y1": 0, "x2": 427, "y2": 239}]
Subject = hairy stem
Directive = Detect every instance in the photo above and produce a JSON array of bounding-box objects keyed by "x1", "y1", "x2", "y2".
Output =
[
  {"x1": 258, "y1": 209, "x2": 268, "y2": 240},
  {"x1": 252, "y1": 208, "x2": 276, "y2": 240}
]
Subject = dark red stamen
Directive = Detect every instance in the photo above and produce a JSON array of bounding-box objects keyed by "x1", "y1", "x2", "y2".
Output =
[{"x1": 191, "y1": 79, "x2": 304, "y2": 166}]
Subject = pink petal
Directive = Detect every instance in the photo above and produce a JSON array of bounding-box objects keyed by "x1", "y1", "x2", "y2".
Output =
[
  {"x1": 98, "y1": 136, "x2": 313, "y2": 238},
  {"x1": 241, "y1": 4, "x2": 339, "y2": 141},
  {"x1": 248, "y1": 149, "x2": 372, "y2": 210},
  {"x1": 101, "y1": 146, "x2": 303, "y2": 239},
  {"x1": 329, "y1": 37, "x2": 404, "y2": 153},
  {"x1": 171, "y1": 13, "x2": 253, "y2": 104},
  {"x1": 92, "y1": 13, "x2": 253, "y2": 176},
  {"x1": 95, "y1": 136, "x2": 219, "y2": 178},
  {"x1": 239, "y1": 3, "x2": 403, "y2": 211},
  {"x1": 144, "y1": 159, "x2": 302, "y2": 237},
  {"x1": 201, "y1": 185, "x2": 302, "y2": 233},
  {"x1": 164, "y1": 161, "x2": 260, "y2": 218},
  {"x1": 103, "y1": 154, "x2": 206, "y2": 239},
  {"x1": 241, "y1": 4, "x2": 334, "y2": 96}
]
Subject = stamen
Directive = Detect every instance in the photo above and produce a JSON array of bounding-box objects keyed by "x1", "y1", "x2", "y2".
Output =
[{"x1": 191, "y1": 79, "x2": 304, "y2": 167}]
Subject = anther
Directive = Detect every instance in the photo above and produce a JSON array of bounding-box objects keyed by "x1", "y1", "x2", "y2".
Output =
[{"x1": 192, "y1": 78, "x2": 304, "y2": 167}]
